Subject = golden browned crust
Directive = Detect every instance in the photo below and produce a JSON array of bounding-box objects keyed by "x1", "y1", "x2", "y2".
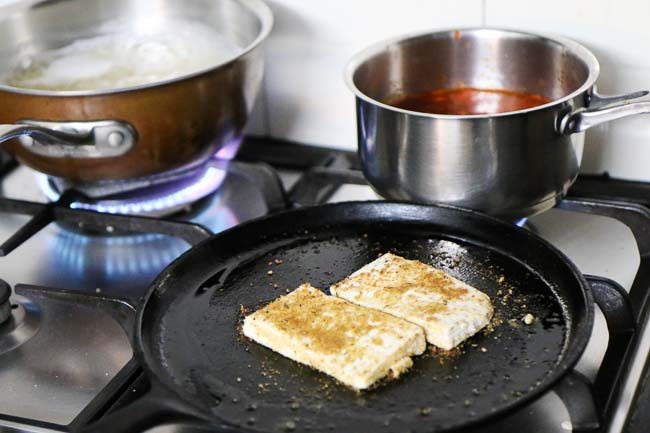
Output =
[
  {"x1": 330, "y1": 253, "x2": 493, "y2": 350},
  {"x1": 249, "y1": 284, "x2": 418, "y2": 361},
  {"x1": 332, "y1": 254, "x2": 470, "y2": 318},
  {"x1": 243, "y1": 284, "x2": 426, "y2": 389}
]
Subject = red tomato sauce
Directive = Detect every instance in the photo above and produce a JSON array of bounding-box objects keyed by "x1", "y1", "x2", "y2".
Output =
[{"x1": 388, "y1": 87, "x2": 552, "y2": 115}]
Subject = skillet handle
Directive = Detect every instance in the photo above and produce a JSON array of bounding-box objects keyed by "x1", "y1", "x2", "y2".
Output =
[
  {"x1": 559, "y1": 86, "x2": 650, "y2": 134},
  {"x1": 552, "y1": 275, "x2": 636, "y2": 432},
  {"x1": 585, "y1": 275, "x2": 636, "y2": 418},
  {"x1": 77, "y1": 375, "x2": 211, "y2": 433},
  {"x1": 0, "y1": 119, "x2": 135, "y2": 158},
  {"x1": 553, "y1": 370, "x2": 601, "y2": 433},
  {"x1": 79, "y1": 394, "x2": 192, "y2": 433}
]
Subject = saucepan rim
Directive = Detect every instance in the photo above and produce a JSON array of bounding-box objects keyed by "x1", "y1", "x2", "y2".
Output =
[
  {"x1": 0, "y1": 0, "x2": 274, "y2": 97},
  {"x1": 344, "y1": 27, "x2": 600, "y2": 119}
]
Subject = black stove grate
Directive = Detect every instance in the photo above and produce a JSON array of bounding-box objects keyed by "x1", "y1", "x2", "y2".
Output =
[{"x1": 0, "y1": 138, "x2": 649, "y2": 433}]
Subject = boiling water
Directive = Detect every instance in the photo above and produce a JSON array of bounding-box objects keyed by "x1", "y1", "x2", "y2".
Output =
[{"x1": 5, "y1": 19, "x2": 242, "y2": 91}]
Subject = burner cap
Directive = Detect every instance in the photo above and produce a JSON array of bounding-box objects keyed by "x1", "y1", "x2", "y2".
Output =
[{"x1": 0, "y1": 279, "x2": 10, "y2": 324}]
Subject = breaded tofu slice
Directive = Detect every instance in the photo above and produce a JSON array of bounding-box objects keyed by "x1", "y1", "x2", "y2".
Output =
[
  {"x1": 330, "y1": 253, "x2": 493, "y2": 350},
  {"x1": 242, "y1": 283, "x2": 426, "y2": 390}
]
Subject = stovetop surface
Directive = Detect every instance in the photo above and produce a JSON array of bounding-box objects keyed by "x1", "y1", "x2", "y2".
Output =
[
  {"x1": 0, "y1": 138, "x2": 649, "y2": 433},
  {"x1": 0, "y1": 165, "x2": 271, "y2": 296}
]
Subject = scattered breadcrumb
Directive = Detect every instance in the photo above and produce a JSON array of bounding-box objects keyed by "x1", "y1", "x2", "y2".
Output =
[{"x1": 429, "y1": 345, "x2": 464, "y2": 357}]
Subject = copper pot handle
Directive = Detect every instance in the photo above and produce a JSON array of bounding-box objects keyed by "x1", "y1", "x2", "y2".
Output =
[{"x1": 0, "y1": 119, "x2": 136, "y2": 158}]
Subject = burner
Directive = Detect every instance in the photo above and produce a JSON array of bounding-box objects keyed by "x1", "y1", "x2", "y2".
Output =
[
  {"x1": 39, "y1": 138, "x2": 241, "y2": 216},
  {"x1": 515, "y1": 217, "x2": 528, "y2": 227},
  {"x1": 0, "y1": 292, "x2": 40, "y2": 355}
]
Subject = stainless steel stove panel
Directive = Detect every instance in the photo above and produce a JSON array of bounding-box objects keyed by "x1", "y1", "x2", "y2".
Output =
[
  {"x1": 0, "y1": 292, "x2": 131, "y2": 426},
  {"x1": 0, "y1": 165, "x2": 270, "y2": 297},
  {"x1": 0, "y1": 162, "x2": 277, "y2": 432}
]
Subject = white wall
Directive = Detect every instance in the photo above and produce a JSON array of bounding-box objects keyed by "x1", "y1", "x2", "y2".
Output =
[
  {"x1": 252, "y1": 0, "x2": 650, "y2": 181},
  {"x1": 247, "y1": 0, "x2": 482, "y2": 149}
]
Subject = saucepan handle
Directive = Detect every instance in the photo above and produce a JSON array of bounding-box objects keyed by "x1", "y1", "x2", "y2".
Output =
[
  {"x1": 560, "y1": 86, "x2": 650, "y2": 134},
  {"x1": 0, "y1": 119, "x2": 136, "y2": 158}
]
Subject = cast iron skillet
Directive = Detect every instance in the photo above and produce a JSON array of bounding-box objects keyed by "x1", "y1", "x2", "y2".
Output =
[{"x1": 86, "y1": 201, "x2": 593, "y2": 433}]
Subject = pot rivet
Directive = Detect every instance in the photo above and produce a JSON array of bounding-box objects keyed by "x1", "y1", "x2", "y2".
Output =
[{"x1": 107, "y1": 131, "x2": 124, "y2": 147}]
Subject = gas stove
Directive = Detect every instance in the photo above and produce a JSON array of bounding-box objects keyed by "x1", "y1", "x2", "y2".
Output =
[{"x1": 1, "y1": 138, "x2": 650, "y2": 433}]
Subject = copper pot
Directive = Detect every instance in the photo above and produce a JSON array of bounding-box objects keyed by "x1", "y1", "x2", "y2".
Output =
[{"x1": 0, "y1": 0, "x2": 272, "y2": 182}]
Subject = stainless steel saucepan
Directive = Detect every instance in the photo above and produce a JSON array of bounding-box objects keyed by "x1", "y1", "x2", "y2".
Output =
[{"x1": 345, "y1": 28, "x2": 650, "y2": 219}]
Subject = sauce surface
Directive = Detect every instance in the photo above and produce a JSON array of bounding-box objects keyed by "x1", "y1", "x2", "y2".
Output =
[{"x1": 388, "y1": 87, "x2": 552, "y2": 115}]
